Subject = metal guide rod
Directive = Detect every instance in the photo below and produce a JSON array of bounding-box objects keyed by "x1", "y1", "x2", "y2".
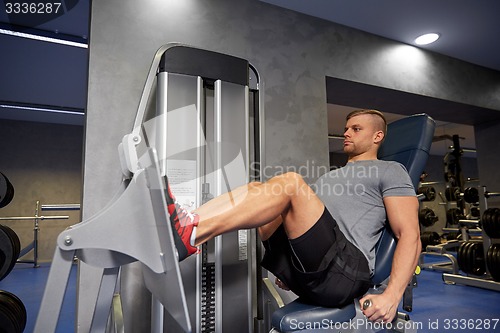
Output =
[
  {"x1": 41, "y1": 204, "x2": 80, "y2": 211},
  {"x1": 214, "y1": 79, "x2": 223, "y2": 333},
  {"x1": 249, "y1": 62, "x2": 266, "y2": 330},
  {"x1": 196, "y1": 75, "x2": 203, "y2": 333},
  {"x1": 156, "y1": 70, "x2": 168, "y2": 178},
  {"x1": 0, "y1": 215, "x2": 69, "y2": 220},
  {"x1": 244, "y1": 84, "x2": 253, "y2": 330}
]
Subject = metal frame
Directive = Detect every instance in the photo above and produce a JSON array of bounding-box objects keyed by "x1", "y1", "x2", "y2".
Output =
[
  {"x1": 34, "y1": 149, "x2": 192, "y2": 333},
  {"x1": 35, "y1": 43, "x2": 266, "y2": 333}
]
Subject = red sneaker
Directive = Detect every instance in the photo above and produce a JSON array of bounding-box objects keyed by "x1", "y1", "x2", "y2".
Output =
[{"x1": 165, "y1": 177, "x2": 199, "y2": 261}]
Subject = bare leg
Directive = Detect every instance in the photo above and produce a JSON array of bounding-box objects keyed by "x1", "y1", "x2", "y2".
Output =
[
  {"x1": 194, "y1": 182, "x2": 262, "y2": 219},
  {"x1": 258, "y1": 215, "x2": 283, "y2": 241},
  {"x1": 196, "y1": 182, "x2": 283, "y2": 241},
  {"x1": 193, "y1": 172, "x2": 324, "y2": 246},
  {"x1": 195, "y1": 181, "x2": 282, "y2": 240}
]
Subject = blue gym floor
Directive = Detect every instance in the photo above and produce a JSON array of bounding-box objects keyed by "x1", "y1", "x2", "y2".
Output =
[{"x1": 1, "y1": 257, "x2": 499, "y2": 332}]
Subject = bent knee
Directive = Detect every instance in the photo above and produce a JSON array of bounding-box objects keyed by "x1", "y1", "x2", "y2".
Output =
[
  {"x1": 248, "y1": 181, "x2": 262, "y2": 188},
  {"x1": 280, "y1": 171, "x2": 306, "y2": 184}
]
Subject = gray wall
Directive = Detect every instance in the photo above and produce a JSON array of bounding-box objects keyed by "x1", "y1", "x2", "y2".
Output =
[
  {"x1": 83, "y1": 0, "x2": 500, "y2": 331},
  {"x1": 0, "y1": 119, "x2": 83, "y2": 262},
  {"x1": 84, "y1": 0, "x2": 500, "y2": 207}
]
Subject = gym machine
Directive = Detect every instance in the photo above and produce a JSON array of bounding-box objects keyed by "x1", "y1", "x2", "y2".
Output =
[{"x1": 34, "y1": 44, "x2": 265, "y2": 332}]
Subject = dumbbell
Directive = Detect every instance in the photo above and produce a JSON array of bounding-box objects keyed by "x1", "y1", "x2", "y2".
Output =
[
  {"x1": 482, "y1": 208, "x2": 500, "y2": 239},
  {"x1": 0, "y1": 225, "x2": 21, "y2": 281},
  {"x1": 420, "y1": 231, "x2": 441, "y2": 250},
  {"x1": 419, "y1": 208, "x2": 438, "y2": 227},
  {"x1": 446, "y1": 208, "x2": 464, "y2": 226},
  {"x1": 417, "y1": 186, "x2": 436, "y2": 201},
  {"x1": 486, "y1": 244, "x2": 500, "y2": 282},
  {"x1": 463, "y1": 187, "x2": 479, "y2": 203},
  {"x1": 445, "y1": 187, "x2": 460, "y2": 202},
  {"x1": 0, "y1": 172, "x2": 15, "y2": 209},
  {"x1": 445, "y1": 186, "x2": 479, "y2": 204},
  {"x1": 0, "y1": 290, "x2": 27, "y2": 333},
  {"x1": 457, "y1": 241, "x2": 486, "y2": 276}
]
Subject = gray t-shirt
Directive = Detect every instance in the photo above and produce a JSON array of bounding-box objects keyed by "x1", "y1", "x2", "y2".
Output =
[{"x1": 314, "y1": 159, "x2": 415, "y2": 274}]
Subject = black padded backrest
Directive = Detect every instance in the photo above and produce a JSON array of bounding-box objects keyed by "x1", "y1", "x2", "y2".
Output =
[{"x1": 371, "y1": 114, "x2": 435, "y2": 285}]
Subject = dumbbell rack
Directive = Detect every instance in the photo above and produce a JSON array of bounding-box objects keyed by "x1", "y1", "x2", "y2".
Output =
[
  {"x1": 442, "y1": 186, "x2": 500, "y2": 291},
  {"x1": 417, "y1": 182, "x2": 461, "y2": 274}
]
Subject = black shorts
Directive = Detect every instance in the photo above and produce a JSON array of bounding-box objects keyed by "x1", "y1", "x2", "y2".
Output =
[{"x1": 261, "y1": 207, "x2": 371, "y2": 307}]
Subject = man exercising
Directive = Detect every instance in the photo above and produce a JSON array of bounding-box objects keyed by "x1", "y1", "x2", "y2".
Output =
[{"x1": 166, "y1": 109, "x2": 420, "y2": 323}]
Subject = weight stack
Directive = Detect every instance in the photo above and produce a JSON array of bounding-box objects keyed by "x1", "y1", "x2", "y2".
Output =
[{"x1": 201, "y1": 245, "x2": 216, "y2": 332}]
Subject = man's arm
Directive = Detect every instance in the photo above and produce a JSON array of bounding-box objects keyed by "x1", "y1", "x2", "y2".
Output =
[{"x1": 360, "y1": 195, "x2": 421, "y2": 323}]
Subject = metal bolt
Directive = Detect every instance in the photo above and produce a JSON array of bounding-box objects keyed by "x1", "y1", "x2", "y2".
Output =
[
  {"x1": 64, "y1": 236, "x2": 73, "y2": 246},
  {"x1": 133, "y1": 136, "x2": 140, "y2": 142}
]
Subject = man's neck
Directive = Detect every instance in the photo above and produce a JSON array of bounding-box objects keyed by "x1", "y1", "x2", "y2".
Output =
[{"x1": 347, "y1": 152, "x2": 379, "y2": 163}]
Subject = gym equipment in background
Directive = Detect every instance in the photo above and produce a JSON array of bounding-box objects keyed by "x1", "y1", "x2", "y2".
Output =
[
  {"x1": 0, "y1": 200, "x2": 71, "y2": 268},
  {"x1": 442, "y1": 187, "x2": 500, "y2": 291},
  {"x1": 0, "y1": 172, "x2": 15, "y2": 209},
  {"x1": 418, "y1": 135, "x2": 480, "y2": 275},
  {"x1": 0, "y1": 225, "x2": 20, "y2": 281},
  {"x1": 0, "y1": 174, "x2": 37, "y2": 333},
  {"x1": 0, "y1": 290, "x2": 27, "y2": 333}
]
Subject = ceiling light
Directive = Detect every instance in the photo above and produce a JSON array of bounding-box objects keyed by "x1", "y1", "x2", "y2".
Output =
[
  {"x1": 0, "y1": 28, "x2": 88, "y2": 49},
  {"x1": 414, "y1": 33, "x2": 440, "y2": 45},
  {"x1": 0, "y1": 103, "x2": 85, "y2": 116}
]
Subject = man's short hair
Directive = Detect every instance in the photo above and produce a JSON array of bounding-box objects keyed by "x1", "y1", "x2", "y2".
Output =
[{"x1": 346, "y1": 109, "x2": 387, "y2": 135}]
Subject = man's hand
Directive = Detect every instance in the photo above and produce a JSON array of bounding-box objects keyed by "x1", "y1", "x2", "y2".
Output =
[
  {"x1": 275, "y1": 277, "x2": 290, "y2": 291},
  {"x1": 359, "y1": 292, "x2": 399, "y2": 323}
]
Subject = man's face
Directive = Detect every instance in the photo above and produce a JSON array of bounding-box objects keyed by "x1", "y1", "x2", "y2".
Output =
[{"x1": 343, "y1": 114, "x2": 381, "y2": 157}]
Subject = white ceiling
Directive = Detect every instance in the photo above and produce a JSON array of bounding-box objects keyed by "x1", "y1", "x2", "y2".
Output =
[
  {"x1": 260, "y1": 0, "x2": 500, "y2": 72},
  {"x1": 1, "y1": 0, "x2": 495, "y2": 156}
]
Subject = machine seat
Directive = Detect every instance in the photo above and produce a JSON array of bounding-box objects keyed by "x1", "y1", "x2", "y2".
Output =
[
  {"x1": 272, "y1": 301, "x2": 355, "y2": 332},
  {"x1": 271, "y1": 228, "x2": 394, "y2": 332}
]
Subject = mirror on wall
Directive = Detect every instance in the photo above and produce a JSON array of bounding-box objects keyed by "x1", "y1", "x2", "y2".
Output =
[
  {"x1": 327, "y1": 104, "x2": 478, "y2": 177},
  {"x1": 327, "y1": 103, "x2": 480, "y2": 236}
]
